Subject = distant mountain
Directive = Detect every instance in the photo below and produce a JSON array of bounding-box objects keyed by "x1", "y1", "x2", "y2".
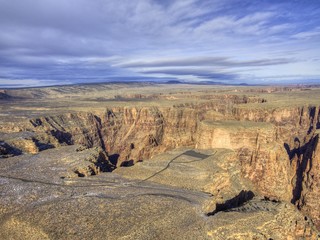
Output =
[
  {"x1": 165, "y1": 80, "x2": 183, "y2": 84},
  {"x1": 163, "y1": 80, "x2": 254, "y2": 86}
]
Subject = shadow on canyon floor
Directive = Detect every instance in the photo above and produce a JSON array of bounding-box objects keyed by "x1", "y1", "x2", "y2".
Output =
[{"x1": 207, "y1": 190, "x2": 255, "y2": 216}]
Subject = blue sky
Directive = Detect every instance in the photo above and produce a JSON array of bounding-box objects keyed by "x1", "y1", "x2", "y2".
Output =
[{"x1": 0, "y1": 0, "x2": 320, "y2": 87}]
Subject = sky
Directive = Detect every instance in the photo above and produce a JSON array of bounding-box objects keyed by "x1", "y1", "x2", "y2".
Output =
[{"x1": 0, "y1": 0, "x2": 320, "y2": 87}]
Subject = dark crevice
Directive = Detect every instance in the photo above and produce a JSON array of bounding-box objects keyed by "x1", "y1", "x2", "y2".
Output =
[
  {"x1": 263, "y1": 196, "x2": 280, "y2": 203},
  {"x1": 94, "y1": 151, "x2": 116, "y2": 173},
  {"x1": 109, "y1": 154, "x2": 119, "y2": 166},
  {"x1": 50, "y1": 130, "x2": 73, "y2": 145},
  {"x1": 73, "y1": 151, "x2": 115, "y2": 177},
  {"x1": 285, "y1": 137, "x2": 303, "y2": 163},
  {"x1": 30, "y1": 118, "x2": 43, "y2": 127},
  {"x1": 94, "y1": 115, "x2": 106, "y2": 151},
  {"x1": 207, "y1": 190, "x2": 255, "y2": 216},
  {"x1": 0, "y1": 141, "x2": 23, "y2": 158},
  {"x1": 74, "y1": 170, "x2": 86, "y2": 177},
  {"x1": 32, "y1": 139, "x2": 55, "y2": 151},
  {"x1": 120, "y1": 160, "x2": 134, "y2": 167}
]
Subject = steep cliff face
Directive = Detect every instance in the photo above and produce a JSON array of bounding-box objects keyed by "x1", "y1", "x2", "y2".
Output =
[
  {"x1": 234, "y1": 107, "x2": 320, "y2": 229},
  {"x1": 100, "y1": 107, "x2": 166, "y2": 164},
  {"x1": 195, "y1": 104, "x2": 320, "y2": 217},
  {"x1": 30, "y1": 112, "x2": 105, "y2": 148},
  {"x1": 290, "y1": 131, "x2": 320, "y2": 229},
  {"x1": 23, "y1": 106, "x2": 200, "y2": 165},
  {"x1": 195, "y1": 120, "x2": 293, "y2": 201},
  {"x1": 195, "y1": 120, "x2": 275, "y2": 149},
  {"x1": 238, "y1": 143, "x2": 292, "y2": 201},
  {"x1": 96, "y1": 106, "x2": 199, "y2": 164}
]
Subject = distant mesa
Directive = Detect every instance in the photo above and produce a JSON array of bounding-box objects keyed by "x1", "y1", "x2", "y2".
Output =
[{"x1": 164, "y1": 80, "x2": 252, "y2": 86}]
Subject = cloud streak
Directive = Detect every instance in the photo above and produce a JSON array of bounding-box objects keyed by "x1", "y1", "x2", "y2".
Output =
[{"x1": 115, "y1": 56, "x2": 293, "y2": 68}]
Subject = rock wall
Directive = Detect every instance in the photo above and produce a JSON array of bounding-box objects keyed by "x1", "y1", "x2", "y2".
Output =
[
  {"x1": 195, "y1": 120, "x2": 276, "y2": 149},
  {"x1": 238, "y1": 143, "x2": 292, "y2": 201},
  {"x1": 196, "y1": 120, "x2": 293, "y2": 201},
  {"x1": 30, "y1": 112, "x2": 104, "y2": 147},
  {"x1": 21, "y1": 106, "x2": 200, "y2": 165}
]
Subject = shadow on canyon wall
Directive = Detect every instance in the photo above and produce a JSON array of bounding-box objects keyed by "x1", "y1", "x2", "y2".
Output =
[{"x1": 285, "y1": 134, "x2": 319, "y2": 206}]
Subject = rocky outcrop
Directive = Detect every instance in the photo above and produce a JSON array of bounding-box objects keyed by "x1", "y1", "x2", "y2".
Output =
[
  {"x1": 73, "y1": 146, "x2": 114, "y2": 177},
  {"x1": 0, "y1": 142, "x2": 22, "y2": 158},
  {"x1": 0, "y1": 131, "x2": 59, "y2": 157},
  {"x1": 0, "y1": 145, "x2": 114, "y2": 181}
]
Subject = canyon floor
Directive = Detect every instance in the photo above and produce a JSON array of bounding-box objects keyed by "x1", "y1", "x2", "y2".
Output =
[{"x1": 1, "y1": 83, "x2": 320, "y2": 239}]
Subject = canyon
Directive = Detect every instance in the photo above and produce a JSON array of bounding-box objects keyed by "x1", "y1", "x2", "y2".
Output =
[{"x1": 0, "y1": 83, "x2": 320, "y2": 239}]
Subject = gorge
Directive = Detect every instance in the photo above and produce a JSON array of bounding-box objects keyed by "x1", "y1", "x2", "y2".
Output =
[{"x1": 0, "y1": 83, "x2": 320, "y2": 239}]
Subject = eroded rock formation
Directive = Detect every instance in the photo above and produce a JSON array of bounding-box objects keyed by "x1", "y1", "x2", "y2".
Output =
[{"x1": 0, "y1": 84, "x2": 320, "y2": 238}]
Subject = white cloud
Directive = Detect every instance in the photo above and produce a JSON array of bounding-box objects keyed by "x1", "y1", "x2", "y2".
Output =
[
  {"x1": 292, "y1": 27, "x2": 320, "y2": 39},
  {"x1": 193, "y1": 11, "x2": 275, "y2": 37},
  {"x1": 267, "y1": 23, "x2": 292, "y2": 34},
  {"x1": 0, "y1": 78, "x2": 72, "y2": 87}
]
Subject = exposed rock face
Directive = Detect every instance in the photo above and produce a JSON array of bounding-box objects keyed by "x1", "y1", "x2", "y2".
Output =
[
  {"x1": 30, "y1": 112, "x2": 105, "y2": 148},
  {"x1": 22, "y1": 107, "x2": 200, "y2": 165},
  {"x1": 238, "y1": 143, "x2": 292, "y2": 201},
  {"x1": 195, "y1": 120, "x2": 293, "y2": 201}
]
